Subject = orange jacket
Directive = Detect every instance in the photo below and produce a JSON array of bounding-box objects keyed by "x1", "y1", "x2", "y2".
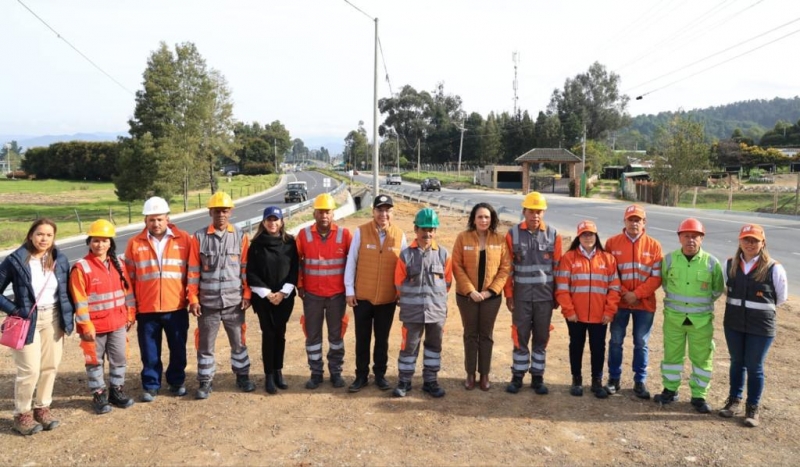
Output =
[
  {"x1": 452, "y1": 230, "x2": 510, "y2": 296},
  {"x1": 124, "y1": 224, "x2": 195, "y2": 314},
  {"x1": 69, "y1": 253, "x2": 135, "y2": 335},
  {"x1": 555, "y1": 248, "x2": 621, "y2": 323},
  {"x1": 297, "y1": 223, "x2": 352, "y2": 297},
  {"x1": 604, "y1": 230, "x2": 663, "y2": 312}
]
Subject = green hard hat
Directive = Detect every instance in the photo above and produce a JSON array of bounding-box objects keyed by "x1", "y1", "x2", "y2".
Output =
[{"x1": 414, "y1": 207, "x2": 440, "y2": 228}]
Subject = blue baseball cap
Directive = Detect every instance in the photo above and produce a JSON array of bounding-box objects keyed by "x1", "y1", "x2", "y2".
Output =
[{"x1": 262, "y1": 206, "x2": 283, "y2": 220}]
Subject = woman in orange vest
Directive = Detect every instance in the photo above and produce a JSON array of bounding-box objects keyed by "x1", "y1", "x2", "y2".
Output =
[
  {"x1": 555, "y1": 220, "x2": 621, "y2": 398},
  {"x1": 69, "y1": 220, "x2": 136, "y2": 415}
]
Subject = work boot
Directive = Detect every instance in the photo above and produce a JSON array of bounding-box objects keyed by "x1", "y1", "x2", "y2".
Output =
[
  {"x1": 264, "y1": 374, "x2": 277, "y2": 394},
  {"x1": 479, "y1": 374, "x2": 491, "y2": 391},
  {"x1": 591, "y1": 378, "x2": 609, "y2": 399},
  {"x1": 691, "y1": 397, "x2": 712, "y2": 414},
  {"x1": 531, "y1": 375, "x2": 549, "y2": 395},
  {"x1": 393, "y1": 381, "x2": 412, "y2": 398},
  {"x1": 12, "y1": 412, "x2": 43, "y2": 436},
  {"x1": 744, "y1": 404, "x2": 760, "y2": 427},
  {"x1": 168, "y1": 384, "x2": 187, "y2": 397},
  {"x1": 92, "y1": 389, "x2": 112, "y2": 415},
  {"x1": 140, "y1": 389, "x2": 158, "y2": 403},
  {"x1": 654, "y1": 388, "x2": 678, "y2": 405},
  {"x1": 195, "y1": 381, "x2": 213, "y2": 399},
  {"x1": 305, "y1": 374, "x2": 324, "y2": 390},
  {"x1": 32, "y1": 407, "x2": 59, "y2": 431},
  {"x1": 464, "y1": 373, "x2": 476, "y2": 390},
  {"x1": 719, "y1": 396, "x2": 741, "y2": 418},
  {"x1": 570, "y1": 376, "x2": 583, "y2": 397},
  {"x1": 236, "y1": 374, "x2": 256, "y2": 392},
  {"x1": 633, "y1": 381, "x2": 651, "y2": 399},
  {"x1": 348, "y1": 375, "x2": 369, "y2": 393},
  {"x1": 505, "y1": 375, "x2": 523, "y2": 394},
  {"x1": 274, "y1": 370, "x2": 288, "y2": 390},
  {"x1": 109, "y1": 385, "x2": 134, "y2": 408},
  {"x1": 330, "y1": 373, "x2": 345, "y2": 388},
  {"x1": 605, "y1": 378, "x2": 620, "y2": 395},
  {"x1": 422, "y1": 380, "x2": 446, "y2": 398},
  {"x1": 374, "y1": 374, "x2": 391, "y2": 391}
]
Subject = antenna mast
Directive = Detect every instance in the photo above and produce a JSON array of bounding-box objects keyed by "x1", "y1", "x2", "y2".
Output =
[{"x1": 512, "y1": 51, "x2": 520, "y2": 118}]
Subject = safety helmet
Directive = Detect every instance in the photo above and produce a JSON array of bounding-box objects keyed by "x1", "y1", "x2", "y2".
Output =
[
  {"x1": 142, "y1": 196, "x2": 170, "y2": 216},
  {"x1": 677, "y1": 218, "x2": 705, "y2": 235},
  {"x1": 86, "y1": 219, "x2": 116, "y2": 238},
  {"x1": 313, "y1": 193, "x2": 336, "y2": 210},
  {"x1": 521, "y1": 191, "x2": 548, "y2": 210},
  {"x1": 208, "y1": 191, "x2": 234, "y2": 209},
  {"x1": 414, "y1": 207, "x2": 440, "y2": 228}
]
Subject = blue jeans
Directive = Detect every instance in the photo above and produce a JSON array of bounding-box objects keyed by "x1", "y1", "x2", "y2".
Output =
[
  {"x1": 607, "y1": 309, "x2": 654, "y2": 383},
  {"x1": 724, "y1": 327, "x2": 774, "y2": 406},
  {"x1": 136, "y1": 309, "x2": 189, "y2": 391}
]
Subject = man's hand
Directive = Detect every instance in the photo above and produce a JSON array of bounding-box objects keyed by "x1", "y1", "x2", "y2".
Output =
[
  {"x1": 189, "y1": 303, "x2": 202, "y2": 317},
  {"x1": 79, "y1": 330, "x2": 96, "y2": 342},
  {"x1": 241, "y1": 299, "x2": 251, "y2": 311},
  {"x1": 623, "y1": 291, "x2": 639, "y2": 306},
  {"x1": 565, "y1": 314, "x2": 578, "y2": 323},
  {"x1": 346, "y1": 295, "x2": 358, "y2": 307},
  {"x1": 126, "y1": 320, "x2": 135, "y2": 332},
  {"x1": 602, "y1": 315, "x2": 613, "y2": 325},
  {"x1": 297, "y1": 287, "x2": 305, "y2": 299},
  {"x1": 506, "y1": 298, "x2": 514, "y2": 312}
]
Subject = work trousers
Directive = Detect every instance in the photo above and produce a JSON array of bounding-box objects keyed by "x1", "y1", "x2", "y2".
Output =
[
  {"x1": 608, "y1": 308, "x2": 655, "y2": 383},
  {"x1": 353, "y1": 300, "x2": 397, "y2": 378},
  {"x1": 661, "y1": 313, "x2": 715, "y2": 399},
  {"x1": 456, "y1": 294, "x2": 501, "y2": 375},
  {"x1": 12, "y1": 304, "x2": 63, "y2": 415},
  {"x1": 196, "y1": 304, "x2": 251, "y2": 382},
  {"x1": 724, "y1": 327, "x2": 774, "y2": 406},
  {"x1": 510, "y1": 298, "x2": 553, "y2": 377},
  {"x1": 302, "y1": 292, "x2": 347, "y2": 376},
  {"x1": 136, "y1": 309, "x2": 189, "y2": 391},
  {"x1": 82, "y1": 326, "x2": 127, "y2": 391},
  {"x1": 566, "y1": 320, "x2": 608, "y2": 379},
  {"x1": 397, "y1": 321, "x2": 444, "y2": 383},
  {"x1": 253, "y1": 295, "x2": 294, "y2": 374}
]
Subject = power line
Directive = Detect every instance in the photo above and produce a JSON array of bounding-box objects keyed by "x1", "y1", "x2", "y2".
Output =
[
  {"x1": 343, "y1": 0, "x2": 374, "y2": 20},
  {"x1": 17, "y1": 0, "x2": 134, "y2": 96}
]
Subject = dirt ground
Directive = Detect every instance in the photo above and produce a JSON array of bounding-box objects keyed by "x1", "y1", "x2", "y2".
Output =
[{"x1": 2, "y1": 201, "x2": 799, "y2": 466}]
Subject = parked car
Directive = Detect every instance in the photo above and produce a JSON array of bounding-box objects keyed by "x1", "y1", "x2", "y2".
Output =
[
  {"x1": 420, "y1": 177, "x2": 441, "y2": 191},
  {"x1": 386, "y1": 173, "x2": 402, "y2": 185},
  {"x1": 284, "y1": 181, "x2": 308, "y2": 203}
]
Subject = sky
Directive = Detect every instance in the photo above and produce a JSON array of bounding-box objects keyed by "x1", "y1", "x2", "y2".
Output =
[{"x1": 1, "y1": 0, "x2": 799, "y2": 150}]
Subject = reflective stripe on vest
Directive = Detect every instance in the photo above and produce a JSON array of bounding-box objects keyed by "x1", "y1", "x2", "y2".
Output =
[
  {"x1": 511, "y1": 224, "x2": 556, "y2": 300},
  {"x1": 397, "y1": 247, "x2": 448, "y2": 319},
  {"x1": 663, "y1": 252, "x2": 718, "y2": 313},
  {"x1": 302, "y1": 226, "x2": 346, "y2": 276}
]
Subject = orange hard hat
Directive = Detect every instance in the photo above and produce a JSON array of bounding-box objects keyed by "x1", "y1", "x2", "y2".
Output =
[{"x1": 677, "y1": 218, "x2": 705, "y2": 235}]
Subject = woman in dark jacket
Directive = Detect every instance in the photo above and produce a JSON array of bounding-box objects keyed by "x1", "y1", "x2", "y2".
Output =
[
  {"x1": 0, "y1": 219, "x2": 74, "y2": 436},
  {"x1": 246, "y1": 206, "x2": 299, "y2": 394}
]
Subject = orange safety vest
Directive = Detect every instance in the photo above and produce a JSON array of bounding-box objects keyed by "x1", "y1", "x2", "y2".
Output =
[
  {"x1": 69, "y1": 253, "x2": 135, "y2": 335},
  {"x1": 555, "y1": 248, "x2": 622, "y2": 323},
  {"x1": 297, "y1": 223, "x2": 352, "y2": 297},
  {"x1": 604, "y1": 230, "x2": 663, "y2": 312},
  {"x1": 354, "y1": 220, "x2": 404, "y2": 305}
]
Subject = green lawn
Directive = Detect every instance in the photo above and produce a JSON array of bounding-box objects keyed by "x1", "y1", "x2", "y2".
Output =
[
  {"x1": 397, "y1": 170, "x2": 473, "y2": 185},
  {"x1": 677, "y1": 190, "x2": 798, "y2": 214}
]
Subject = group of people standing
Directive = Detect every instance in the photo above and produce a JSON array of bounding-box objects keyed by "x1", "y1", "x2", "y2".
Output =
[{"x1": 0, "y1": 189, "x2": 788, "y2": 436}]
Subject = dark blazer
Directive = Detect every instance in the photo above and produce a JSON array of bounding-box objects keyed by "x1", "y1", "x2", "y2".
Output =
[{"x1": 0, "y1": 245, "x2": 75, "y2": 344}]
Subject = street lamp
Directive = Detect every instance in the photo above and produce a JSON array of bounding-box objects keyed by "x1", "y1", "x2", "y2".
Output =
[{"x1": 456, "y1": 122, "x2": 466, "y2": 180}]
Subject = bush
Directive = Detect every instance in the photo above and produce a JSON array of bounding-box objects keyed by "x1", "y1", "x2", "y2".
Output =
[
  {"x1": 242, "y1": 161, "x2": 274, "y2": 175},
  {"x1": 5, "y1": 170, "x2": 27, "y2": 179}
]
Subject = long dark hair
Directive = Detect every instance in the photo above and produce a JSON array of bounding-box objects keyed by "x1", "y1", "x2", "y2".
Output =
[
  {"x1": 467, "y1": 202, "x2": 499, "y2": 233},
  {"x1": 86, "y1": 236, "x2": 129, "y2": 290},
  {"x1": 24, "y1": 218, "x2": 58, "y2": 271},
  {"x1": 568, "y1": 233, "x2": 605, "y2": 252},
  {"x1": 254, "y1": 219, "x2": 290, "y2": 242}
]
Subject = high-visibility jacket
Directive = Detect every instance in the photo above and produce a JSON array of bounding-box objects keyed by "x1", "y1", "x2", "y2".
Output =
[
  {"x1": 605, "y1": 230, "x2": 663, "y2": 312},
  {"x1": 394, "y1": 240, "x2": 453, "y2": 323},
  {"x1": 452, "y1": 229, "x2": 510, "y2": 296},
  {"x1": 555, "y1": 248, "x2": 621, "y2": 323},
  {"x1": 662, "y1": 248, "x2": 724, "y2": 320},
  {"x1": 70, "y1": 253, "x2": 135, "y2": 335},
  {"x1": 504, "y1": 221, "x2": 562, "y2": 302},
  {"x1": 297, "y1": 223, "x2": 352, "y2": 297},
  {"x1": 724, "y1": 258, "x2": 778, "y2": 337},
  {"x1": 124, "y1": 224, "x2": 195, "y2": 313},
  {"x1": 188, "y1": 223, "x2": 250, "y2": 309},
  {"x1": 354, "y1": 220, "x2": 404, "y2": 305}
]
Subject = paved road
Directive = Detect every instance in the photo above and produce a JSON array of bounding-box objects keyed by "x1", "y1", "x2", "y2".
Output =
[{"x1": 357, "y1": 172, "x2": 800, "y2": 292}]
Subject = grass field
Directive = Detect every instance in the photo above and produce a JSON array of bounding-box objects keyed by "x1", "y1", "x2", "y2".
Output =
[{"x1": 394, "y1": 170, "x2": 473, "y2": 185}]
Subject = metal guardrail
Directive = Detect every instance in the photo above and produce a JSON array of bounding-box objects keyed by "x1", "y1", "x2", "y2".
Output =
[{"x1": 375, "y1": 184, "x2": 520, "y2": 222}]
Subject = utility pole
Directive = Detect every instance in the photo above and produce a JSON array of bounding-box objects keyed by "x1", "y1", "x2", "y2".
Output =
[
  {"x1": 274, "y1": 138, "x2": 278, "y2": 173},
  {"x1": 456, "y1": 122, "x2": 466, "y2": 179},
  {"x1": 512, "y1": 51, "x2": 520, "y2": 118},
  {"x1": 372, "y1": 17, "x2": 380, "y2": 195},
  {"x1": 581, "y1": 123, "x2": 587, "y2": 197},
  {"x1": 396, "y1": 132, "x2": 400, "y2": 173},
  {"x1": 417, "y1": 138, "x2": 421, "y2": 175}
]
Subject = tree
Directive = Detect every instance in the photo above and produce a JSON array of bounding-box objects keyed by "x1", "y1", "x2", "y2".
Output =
[
  {"x1": 379, "y1": 85, "x2": 433, "y2": 164},
  {"x1": 197, "y1": 70, "x2": 236, "y2": 194},
  {"x1": 547, "y1": 62, "x2": 631, "y2": 146},
  {"x1": 478, "y1": 113, "x2": 503, "y2": 165},
  {"x1": 232, "y1": 120, "x2": 291, "y2": 174},
  {"x1": 291, "y1": 138, "x2": 308, "y2": 163},
  {"x1": 651, "y1": 117, "x2": 710, "y2": 206},
  {"x1": 344, "y1": 121, "x2": 368, "y2": 170},
  {"x1": 0, "y1": 141, "x2": 23, "y2": 174}
]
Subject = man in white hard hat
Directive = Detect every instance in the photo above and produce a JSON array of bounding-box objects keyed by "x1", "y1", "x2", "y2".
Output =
[{"x1": 124, "y1": 196, "x2": 196, "y2": 402}]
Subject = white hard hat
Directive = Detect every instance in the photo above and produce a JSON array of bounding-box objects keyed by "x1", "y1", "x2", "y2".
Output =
[{"x1": 142, "y1": 196, "x2": 170, "y2": 216}]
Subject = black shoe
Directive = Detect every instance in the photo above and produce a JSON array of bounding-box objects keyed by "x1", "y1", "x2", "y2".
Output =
[
  {"x1": 92, "y1": 389, "x2": 112, "y2": 415},
  {"x1": 570, "y1": 376, "x2": 583, "y2": 397},
  {"x1": 422, "y1": 381, "x2": 446, "y2": 398},
  {"x1": 374, "y1": 375, "x2": 391, "y2": 391},
  {"x1": 195, "y1": 381, "x2": 213, "y2": 399},
  {"x1": 109, "y1": 385, "x2": 134, "y2": 408},
  {"x1": 591, "y1": 378, "x2": 609, "y2": 399},
  {"x1": 505, "y1": 375, "x2": 523, "y2": 394},
  {"x1": 531, "y1": 375, "x2": 549, "y2": 395},
  {"x1": 306, "y1": 374, "x2": 324, "y2": 390},
  {"x1": 691, "y1": 397, "x2": 712, "y2": 414},
  {"x1": 236, "y1": 374, "x2": 256, "y2": 392},
  {"x1": 140, "y1": 389, "x2": 158, "y2": 403},
  {"x1": 633, "y1": 382, "x2": 651, "y2": 400},
  {"x1": 654, "y1": 388, "x2": 678, "y2": 405},
  {"x1": 331, "y1": 374, "x2": 345, "y2": 388},
  {"x1": 168, "y1": 384, "x2": 187, "y2": 397},
  {"x1": 264, "y1": 374, "x2": 278, "y2": 394},
  {"x1": 393, "y1": 381, "x2": 412, "y2": 398},
  {"x1": 605, "y1": 378, "x2": 620, "y2": 395},
  {"x1": 348, "y1": 376, "x2": 369, "y2": 393},
  {"x1": 274, "y1": 371, "x2": 288, "y2": 390}
]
